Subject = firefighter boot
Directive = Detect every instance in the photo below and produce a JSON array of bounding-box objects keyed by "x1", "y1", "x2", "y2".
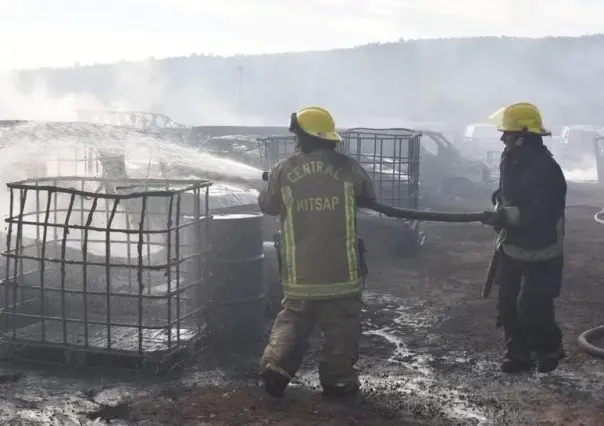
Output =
[
  {"x1": 260, "y1": 367, "x2": 290, "y2": 398},
  {"x1": 321, "y1": 380, "x2": 360, "y2": 398},
  {"x1": 500, "y1": 312, "x2": 533, "y2": 373},
  {"x1": 537, "y1": 346, "x2": 565, "y2": 373},
  {"x1": 501, "y1": 341, "x2": 534, "y2": 373},
  {"x1": 501, "y1": 357, "x2": 534, "y2": 373}
]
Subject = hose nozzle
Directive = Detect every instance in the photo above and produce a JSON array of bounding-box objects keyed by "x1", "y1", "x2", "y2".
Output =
[{"x1": 262, "y1": 171, "x2": 270, "y2": 181}]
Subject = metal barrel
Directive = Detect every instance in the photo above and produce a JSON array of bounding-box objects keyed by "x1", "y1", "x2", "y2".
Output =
[
  {"x1": 206, "y1": 212, "x2": 267, "y2": 340},
  {"x1": 208, "y1": 202, "x2": 280, "y2": 243}
]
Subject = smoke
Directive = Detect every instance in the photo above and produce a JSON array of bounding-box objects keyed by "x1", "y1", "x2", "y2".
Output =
[
  {"x1": 0, "y1": 63, "x2": 169, "y2": 121},
  {"x1": 108, "y1": 61, "x2": 169, "y2": 113},
  {"x1": 0, "y1": 60, "x2": 267, "y2": 126},
  {"x1": 0, "y1": 36, "x2": 602, "y2": 181},
  {"x1": 0, "y1": 72, "x2": 103, "y2": 121},
  {"x1": 563, "y1": 167, "x2": 598, "y2": 182}
]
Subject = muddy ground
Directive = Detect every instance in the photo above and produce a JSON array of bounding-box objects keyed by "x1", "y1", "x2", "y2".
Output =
[{"x1": 1, "y1": 182, "x2": 604, "y2": 425}]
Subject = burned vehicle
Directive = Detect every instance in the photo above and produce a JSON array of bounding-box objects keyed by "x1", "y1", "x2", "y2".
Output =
[
  {"x1": 460, "y1": 122, "x2": 561, "y2": 182},
  {"x1": 418, "y1": 130, "x2": 493, "y2": 197},
  {"x1": 555, "y1": 125, "x2": 604, "y2": 174},
  {"x1": 343, "y1": 128, "x2": 493, "y2": 198},
  {"x1": 460, "y1": 123, "x2": 502, "y2": 176}
]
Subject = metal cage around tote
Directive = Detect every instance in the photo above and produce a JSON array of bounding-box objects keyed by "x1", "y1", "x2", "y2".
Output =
[
  {"x1": 257, "y1": 129, "x2": 422, "y2": 210},
  {"x1": 341, "y1": 128, "x2": 421, "y2": 210},
  {"x1": 0, "y1": 177, "x2": 212, "y2": 371}
]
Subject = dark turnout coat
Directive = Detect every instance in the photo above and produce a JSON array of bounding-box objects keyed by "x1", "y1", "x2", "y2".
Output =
[{"x1": 493, "y1": 141, "x2": 567, "y2": 262}]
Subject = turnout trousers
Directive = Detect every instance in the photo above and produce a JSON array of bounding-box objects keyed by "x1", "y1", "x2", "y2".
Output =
[
  {"x1": 496, "y1": 251, "x2": 564, "y2": 361},
  {"x1": 260, "y1": 295, "x2": 363, "y2": 390}
]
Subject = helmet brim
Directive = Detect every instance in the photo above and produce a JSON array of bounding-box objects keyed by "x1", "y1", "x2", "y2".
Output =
[
  {"x1": 497, "y1": 126, "x2": 552, "y2": 136},
  {"x1": 305, "y1": 131, "x2": 342, "y2": 142},
  {"x1": 489, "y1": 104, "x2": 550, "y2": 136},
  {"x1": 289, "y1": 112, "x2": 341, "y2": 143}
]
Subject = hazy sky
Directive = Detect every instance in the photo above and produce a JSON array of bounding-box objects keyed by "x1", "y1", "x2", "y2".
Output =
[{"x1": 2, "y1": 0, "x2": 603, "y2": 69}]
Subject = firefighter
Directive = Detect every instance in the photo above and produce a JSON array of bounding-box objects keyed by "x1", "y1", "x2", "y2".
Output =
[
  {"x1": 258, "y1": 106, "x2": 376, "y2": 398},
  {"x1": 482, "y1": 102, "x2": 566, "y2": 374}
]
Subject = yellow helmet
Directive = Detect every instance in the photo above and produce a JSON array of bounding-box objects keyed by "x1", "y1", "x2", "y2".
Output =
[
  {"x1": 289, "y1": 106, "x2": 341, "y2": 143},
  {"x1": 488, "y1": 102, "x2": 551, "y2": 136}
]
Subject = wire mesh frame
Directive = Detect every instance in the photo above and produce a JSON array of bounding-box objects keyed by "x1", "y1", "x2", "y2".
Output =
[
  {"x1": 0, "y1": 177, "x2": 212, "y2": 362},
  {"x1": 257, "y1": 135, "x2": 350, "y2": 170},
  {"x1": 45, "y1": 144, "x2": 103, "y2": 178},
  {"x1": 256, "y1": 130, "x2": 421, "y2": 209},
  {"x1": 341, "y1": 129, "x2": 421, "y2": 210},
  {"x1": 257, "y1": 135, "x2": 297, "y2": 170}
]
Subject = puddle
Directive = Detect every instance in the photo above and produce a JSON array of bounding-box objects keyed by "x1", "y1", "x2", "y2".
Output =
[
  {"x1": 0, "y1": 291, "x2": 601, "y2": 425},
  {"x1": 287, "y1": 293, "x2": 493, "y2": 424},
  {"x1": 362, "y1": 293, "x2": 491, "y2": 425},
  {"x1": 0, "y1": 292, "x2": 492, "y2": 425}
]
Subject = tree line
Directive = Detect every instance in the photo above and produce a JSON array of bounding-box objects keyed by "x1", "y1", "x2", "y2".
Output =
[{"x1": 14, "y1": 34, "x2": 604, "y2": 128}]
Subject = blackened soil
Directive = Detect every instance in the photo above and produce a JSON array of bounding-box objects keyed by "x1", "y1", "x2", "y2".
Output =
[{"x1": 1, "y1": 182, "x2": 603, "y2": 425}]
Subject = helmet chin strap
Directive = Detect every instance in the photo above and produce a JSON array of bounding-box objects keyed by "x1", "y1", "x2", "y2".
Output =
[
  {"x1": 509, "y1": 127, "x2": 531, "y2": 148},
  {"x1": 289, "y1": 112, "x2": 300, "y2": 134}
]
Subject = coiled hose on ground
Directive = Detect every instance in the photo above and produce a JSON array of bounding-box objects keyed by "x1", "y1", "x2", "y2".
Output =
[{"x1": 574, "y1": 205, "x2": 604, "y2": 359}]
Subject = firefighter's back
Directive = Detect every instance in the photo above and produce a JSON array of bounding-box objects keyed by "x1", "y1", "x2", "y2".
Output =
[{"x1": 276, "y1": 149, "x2": 367, "y2": 299}]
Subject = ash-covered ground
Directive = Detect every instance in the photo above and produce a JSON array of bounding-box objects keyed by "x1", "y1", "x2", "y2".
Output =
[{"x1": 1, "y1": 183, "x2": 603, "y2": 425}]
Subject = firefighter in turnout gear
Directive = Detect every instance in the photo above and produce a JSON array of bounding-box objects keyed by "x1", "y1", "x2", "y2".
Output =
[
  {"x1": 482, "y1": 102, "x2": 567, "y2": 374},
  {"x1": 258, "y1": 106, "x2": 376, "y2": 398}
]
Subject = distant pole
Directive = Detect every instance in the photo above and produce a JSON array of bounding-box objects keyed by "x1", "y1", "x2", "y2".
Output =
[{"x1": 237, "y1": 66, "x2": 244, "y2": 106}]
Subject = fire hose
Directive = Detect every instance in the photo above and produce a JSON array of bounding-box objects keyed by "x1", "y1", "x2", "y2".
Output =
[
  {"x1": 576, "y1": 205, "x2": 604, "y2": 359},
  {"x1": 262, "y1": 172, "x2": 604, "y2": 357},
  {"x1": 260, "y1": 172, "x2": 488, "y2": 223}
]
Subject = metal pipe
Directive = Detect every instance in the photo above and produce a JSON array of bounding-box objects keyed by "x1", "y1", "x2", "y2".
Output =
[{"x1": 60, "y1": 193, "x2": 77, "y2": 345}]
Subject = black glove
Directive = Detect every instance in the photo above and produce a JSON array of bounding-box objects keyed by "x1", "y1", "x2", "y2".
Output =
[
  {"x1": 491, "y1": 189, "x2": 502, "y2": 206},
  {"x1": 262, "y1": 171, "x2": 270, "y2": 181},
  {"x1": 481, "y1": 209, "x2": 507, "y2": 229}
]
